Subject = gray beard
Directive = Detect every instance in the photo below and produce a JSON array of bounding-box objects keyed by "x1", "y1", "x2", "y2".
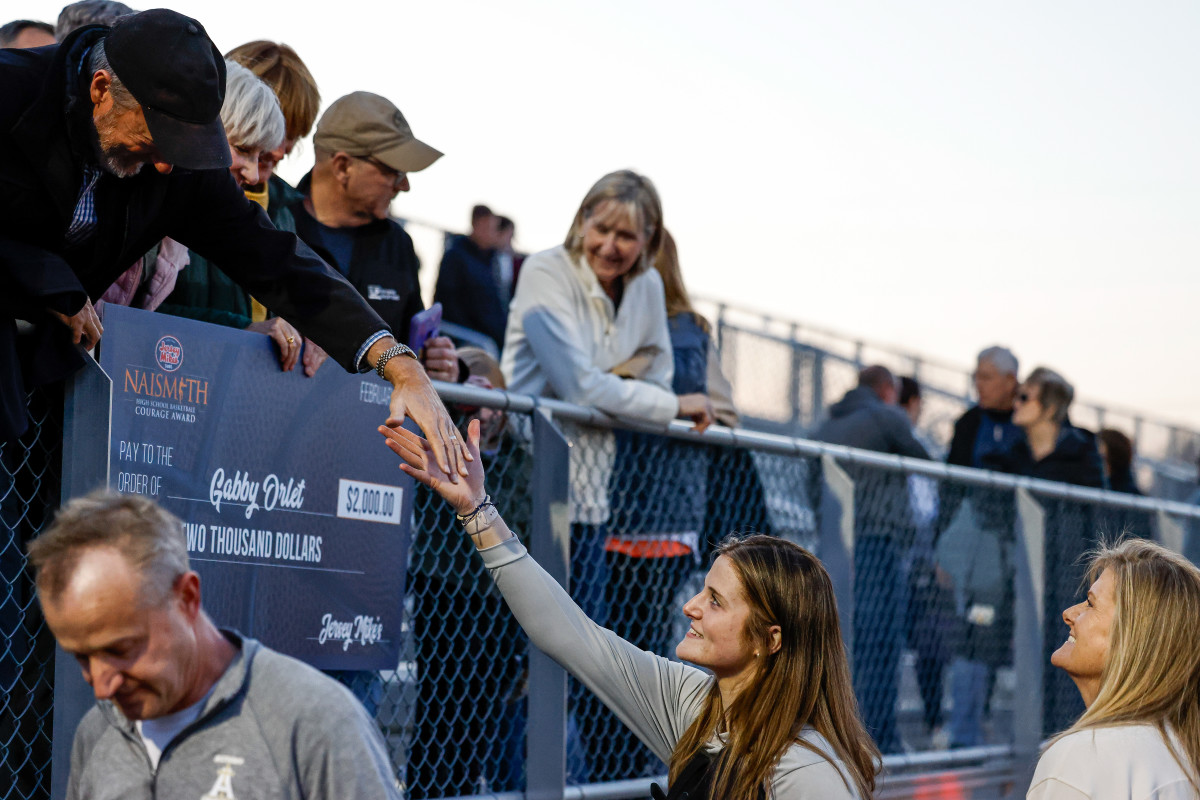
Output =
[{"x1": 93, "y1": 107, "x2": 146, "y2": 178}]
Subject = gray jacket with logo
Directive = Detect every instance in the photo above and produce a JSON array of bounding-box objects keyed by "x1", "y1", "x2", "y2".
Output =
[{"x1": 65, "y1": 632, "x2": 401, "y2": 800}]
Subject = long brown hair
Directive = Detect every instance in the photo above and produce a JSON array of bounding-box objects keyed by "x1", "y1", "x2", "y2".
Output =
[
  {"x1": 670, "y1": 535, "x2": 880, "y2": 799},
  {"x1": 1050, "y1": 538, "x2": 1200, "y2": 790},
  {"x1": 652, "y1": 229, "x2": 710, "y2": 334}
]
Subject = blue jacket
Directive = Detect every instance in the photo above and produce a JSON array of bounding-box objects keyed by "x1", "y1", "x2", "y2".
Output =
[{"x1": 434, "y1": 234, "x2": 506, "y2": 350}]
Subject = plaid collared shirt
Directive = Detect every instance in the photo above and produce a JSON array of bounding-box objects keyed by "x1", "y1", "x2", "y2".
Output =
[{"x1": 64, "y1": 165, "x2": 102, "y2": 246}]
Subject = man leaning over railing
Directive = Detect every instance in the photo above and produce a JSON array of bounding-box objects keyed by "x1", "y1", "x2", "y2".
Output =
[{"x1": 0, "y1": 9, "x2": 468, "y2": 477}]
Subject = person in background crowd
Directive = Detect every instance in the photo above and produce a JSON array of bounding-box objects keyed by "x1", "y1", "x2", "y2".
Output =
[
  {"x1": 939, "y1": 346, "x2": 1025, "y2": 748},
  {"x1": 408, "y1": 347, "x2": 532, "y2": 797},
  {"x1": 896, "y1": 376, "x2": 955, "y2": 744},
  {"x1": 384, "y1": 419, "x2": 881, "y2": 800},
  {"x1": 435, "y1": 205, "x2": 509, "y2": 351},
  {"x1": 156, "y1": 61, "x2": 318, "y2": 372},
  {"x1": 225, "y1": 39, "x2": 319, "y2": 190},
  {"x1": 947, "y1": 346, "x2": 1026, "y2": 472},
  {"x1": 1027, "y1": 539, "x2": 1200, "y2": 799},
  {"x1": 1187, "y1": 456, "x2": 1200, "y2": 566},
  {"x1": 26, "y1": 493, "x2": 404, "y2": 799},
  {"x1": 0, "y1": 20, "x2": 55, "y2": 49},
  {"x1": 1098, "y1": 428, "x2": 1141, "y2": 495},
  {"x1": 0, "y1": 9, "x2": 469, "y2": 477},
  {"x1": 287, "y1": 91, "x2": 462, "y2": 384},
  {"x1": 816, "y1": 366, "x2": 931, "y2": 459},
  {"x1": 1012, "y1": 367, "x2": 1104, "y2": 489},
  {"x1": 54, "y1": 0, "x2": 132, "y2": 40},
  {"x1": 815, "y1": 365, "x2": 929, "y2": 752},
  {"x1": 224, "y1": 40, "x2": 323, "y2": 368},
  {"x1": 501, "y1": 170, "x2": 713, "y2": 782},
  {"x1": 899, "y1": 375, "x2": 921, "y2": 426},
  {"x1": 1011, "y1": 366, "x2": 1106, "y2": 736},
  {"x1": 1095, "y1": 427, "x2": 1153, "y2": 542},
  {"x1": 495, "y1": 214, "x2": 524, "y2": 297}
]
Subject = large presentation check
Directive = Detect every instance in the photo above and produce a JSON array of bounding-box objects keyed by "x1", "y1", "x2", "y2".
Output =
[{"x1": 99, "y1": 305, "x2": 413, "y2": 670}]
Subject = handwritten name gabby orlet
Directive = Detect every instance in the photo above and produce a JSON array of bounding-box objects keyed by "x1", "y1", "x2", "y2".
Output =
[{"x1": 209, "y1": 468, "x2": 305, "y2": 519}]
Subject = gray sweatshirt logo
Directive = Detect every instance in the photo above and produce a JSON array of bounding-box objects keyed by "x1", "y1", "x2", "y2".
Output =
[{"x1": 200, "y1": 754, "x2": 244, "y2": 800}]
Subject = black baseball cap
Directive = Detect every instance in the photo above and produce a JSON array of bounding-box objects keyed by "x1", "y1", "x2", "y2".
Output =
[{"x1": 104, "y1": 9, "x2": 231, "y2": 170}]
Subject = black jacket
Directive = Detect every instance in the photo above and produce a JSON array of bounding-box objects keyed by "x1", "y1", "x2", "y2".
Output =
[
  {"x1": 1015, "y1": 425, "x2": 1106, "y2": 489},
  {"x1": 0, "y1": 29, "x2": 389, "y2": 439},
  {"x1": 434, "y1": 234, "x2": 507, "y2": 350},
  {"x1": 289, "y1": 174, "x2": 424, "y2": 344},
  {"x1": 946, "y1": 405, "x2": 1026, "y2": 473}
]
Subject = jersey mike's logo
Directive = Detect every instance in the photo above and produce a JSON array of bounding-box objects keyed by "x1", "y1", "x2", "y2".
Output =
[{"x1": 155, "y1": 336, "x2": 183, "y2": 372}]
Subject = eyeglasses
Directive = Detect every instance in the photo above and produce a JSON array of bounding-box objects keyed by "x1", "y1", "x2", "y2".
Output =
[{"x1": 354, "y1": 155, "x2": 406, "y2": 189}]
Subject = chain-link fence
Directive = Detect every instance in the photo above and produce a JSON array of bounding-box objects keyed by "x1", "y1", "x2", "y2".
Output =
[
  {"x1": 1, "y1": 386, "x2": 63, "y2": 800},
  {"x1": 5, "y1": 368, "x2": 1200, "y2": 800}
]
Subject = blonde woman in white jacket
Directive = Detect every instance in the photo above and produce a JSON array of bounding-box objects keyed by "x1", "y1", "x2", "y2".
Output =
[
  {"x1": 499, "y1": 170, "x2": 714, "y2": 782},
  {"x1": 1028, "y1": 539, "x2": 1200, "y2": 799}
]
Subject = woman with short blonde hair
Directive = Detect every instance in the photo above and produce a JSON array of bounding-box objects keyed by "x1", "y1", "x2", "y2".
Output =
[{"x1": 1028, "y1": 538, "x2": 1200, "y2": 798}]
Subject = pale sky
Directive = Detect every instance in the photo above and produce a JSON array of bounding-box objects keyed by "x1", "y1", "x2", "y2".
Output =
[{"x1": 21, "y1": 0, "x2": 1200, "y2": 430}]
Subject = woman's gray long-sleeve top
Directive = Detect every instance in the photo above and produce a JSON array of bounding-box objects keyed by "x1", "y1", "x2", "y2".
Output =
[{"x1": 479, "y1": 536, "x2": 865, "y2": 799}]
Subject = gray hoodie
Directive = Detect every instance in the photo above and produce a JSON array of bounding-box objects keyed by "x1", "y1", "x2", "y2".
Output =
[
  {"x1": 66, "y1": 632, "x2": 401, "y2": 800},
  {"x1": 814, "y1": 386, "x2": 930, "y2": 459}
]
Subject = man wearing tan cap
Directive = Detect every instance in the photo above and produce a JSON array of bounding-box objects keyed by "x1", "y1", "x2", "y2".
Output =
[{"x1": 288, "y1": 92, "x2": 461, "y2": 382}]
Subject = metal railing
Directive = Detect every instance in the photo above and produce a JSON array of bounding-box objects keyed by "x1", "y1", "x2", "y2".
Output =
[
  {"x1": 5, "y1": 355, "x2": 1200, "y2": 800},
  {"x1": 394, "y1": 216, "x2": 1200, "y2": 499}
]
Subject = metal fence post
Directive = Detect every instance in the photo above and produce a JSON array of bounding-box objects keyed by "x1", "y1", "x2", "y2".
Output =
[
  {"x1": 1155, "y1": 509, "x2": 1186, "y2": 557},
  {"x1": 811, "y1": 351, "x2": 825, "y2": 429},
  {"x1": 788, "y1": 338, "x2": 803, "y2": 432},
  {"x1": 1012, "y1": 488, "x2": 1046, "y2": 792},
  {"x1": 52, "y1": 356, "x2": 112, "y2": 800},
  {"x1": 526, "y1": 407, "x2": 571, "y2": 800},
  {"x1": 819, "y1": 454, "x2": 855, "y2": 650}
]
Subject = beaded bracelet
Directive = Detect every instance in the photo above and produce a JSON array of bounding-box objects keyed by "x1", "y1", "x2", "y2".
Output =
[
  {"x1": 461, "y1": 504, "x2": 500, "y2": 537},
  {"x1": 457, "y1": 495, "x2": 498, "y2": 536}
]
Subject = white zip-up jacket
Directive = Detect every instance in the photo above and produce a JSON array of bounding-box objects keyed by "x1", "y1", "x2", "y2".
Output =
[{"x1": 501, "y1": 245, "x2": 676, "y2": 523}]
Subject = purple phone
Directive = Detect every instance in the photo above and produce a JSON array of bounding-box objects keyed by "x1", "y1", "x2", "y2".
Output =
[{"x1": 408, "y1": 302, "x2": 442, "y2": 355}]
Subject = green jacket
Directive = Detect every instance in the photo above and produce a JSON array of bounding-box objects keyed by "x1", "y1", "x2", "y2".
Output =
[{"x1": 158, "y1": 176, "x2": 304, "y2": 329}]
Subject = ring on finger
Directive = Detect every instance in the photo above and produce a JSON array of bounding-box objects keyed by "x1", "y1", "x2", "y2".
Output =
[{"x1": 286, "y1": 336, "x2": 295, "y2": 344}]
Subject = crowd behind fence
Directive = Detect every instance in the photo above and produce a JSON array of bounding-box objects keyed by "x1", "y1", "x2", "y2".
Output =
[
  {"x1": 693, "y1": 298, "x2": 1200, "y2": 503},
  {"x1": 398, "y1": 217, "x2": 1200, "y2": 504},
  {"x1": 3, "y1": 373, "x2": 1200, "y2": 800}
]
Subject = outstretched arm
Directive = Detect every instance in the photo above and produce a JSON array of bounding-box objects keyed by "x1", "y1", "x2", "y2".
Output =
[
  {"x1": 369, "y1": 336, "x2": 471, "y2": 481},
  {"x1": 378, "y1": 421, "x2": 711, "y2": 760}
]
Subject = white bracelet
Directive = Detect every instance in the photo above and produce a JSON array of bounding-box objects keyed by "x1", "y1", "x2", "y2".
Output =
[{"x1": 462, "y1": 504, "x2": 500, "y2": 537}]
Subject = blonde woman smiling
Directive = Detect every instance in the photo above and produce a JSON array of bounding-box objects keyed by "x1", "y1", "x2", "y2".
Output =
[{"x1": 1028, "y1": 539, "x2": 1200, "y2": 799}]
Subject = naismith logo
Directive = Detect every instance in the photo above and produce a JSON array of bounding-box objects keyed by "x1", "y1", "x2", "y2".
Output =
[{"x1": 155, "y1": 336, "x2": 183, "y2": 372}]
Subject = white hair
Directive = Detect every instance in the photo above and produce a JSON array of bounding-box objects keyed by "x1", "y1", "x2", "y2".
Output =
[
  {"x1": 977, "y1": 345, "x2": 1018, "y2": 377},
  {"x1": 221, "y1": 59, "x2": 285, "y2": 153}
]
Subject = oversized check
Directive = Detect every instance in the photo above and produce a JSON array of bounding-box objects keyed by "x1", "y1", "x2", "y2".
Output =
[{"x1": 99, "y1": 305, "x2": 413, "y2": 670}]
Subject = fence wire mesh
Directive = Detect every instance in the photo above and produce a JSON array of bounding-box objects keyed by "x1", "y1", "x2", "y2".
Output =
[
  {"x1": 1, "y1": 387, "x2": 62, "y2": 800},
  {"x1": 5, "y1": 377, "x2": 1200, "y2": 800}
]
